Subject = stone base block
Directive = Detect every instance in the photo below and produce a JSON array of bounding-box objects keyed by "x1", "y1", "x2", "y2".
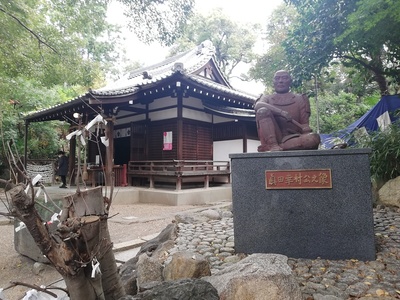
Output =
[{"x1": 229, "y1": 149, "x2": 375, "y2": 261}]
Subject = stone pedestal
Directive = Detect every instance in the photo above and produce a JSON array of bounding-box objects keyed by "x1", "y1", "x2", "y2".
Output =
[{"x1": 229, "y1": 149, "x2": 375, "y2": 261}]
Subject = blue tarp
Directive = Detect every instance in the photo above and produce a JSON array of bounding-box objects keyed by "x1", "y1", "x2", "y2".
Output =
[{"x1": 320, "y1": 94, "x2": 400, "y2": 149}]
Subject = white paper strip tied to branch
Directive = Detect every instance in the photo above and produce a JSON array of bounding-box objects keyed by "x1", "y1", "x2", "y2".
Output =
[
  {"x1": 91, "y1": 257, "x2": 101, "y2": 278},
  {"x1": 15, "y1": 221, "x2": 26, "y2": 232},
  {"x1": 22, "y1": 289, "x2": 67, "y2": 300},
  {"x1": 32, "y1": 174, "x2": 42, "y2": 186},
  {"x1": 47, "y1": 212, "x2": 60, "y2": 225},
  {"x1": 22, "y1": 289, "x2": 38, "y2": 300},
  {"x1": 35, "y1": 186, "x2": 42, "y2": 199},
  {"x1": 80, "y1": 134, "x2": 86, "y2": 146},
  {"x1": 100, "y1": 136, "x2": 109, "y2": 147},
  {"x1": 85, "y1": 114, "x2": 107, "y2": 131},
  {"x1": 66, "y1": 129, "x2": 79, "y2": 141},
  {"x1": 25, "y1": 174, "x2": 43, "y2": 194},
  {"x1": 66, "y1": 129, "x2": 86, "y2": 147}
]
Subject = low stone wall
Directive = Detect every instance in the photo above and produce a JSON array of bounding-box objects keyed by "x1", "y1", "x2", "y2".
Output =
[{"x1": 27, "y1": 162, "x2": 55, "y2": 185}]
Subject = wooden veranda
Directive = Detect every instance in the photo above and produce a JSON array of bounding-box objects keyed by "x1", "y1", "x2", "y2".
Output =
[{"x1": 128, "y1": 160, "x2": 230, "y2": 190}]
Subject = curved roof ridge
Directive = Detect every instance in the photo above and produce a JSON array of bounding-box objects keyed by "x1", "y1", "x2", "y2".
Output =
[
  {"x1": 127, "y1": 49, "x2": 190, "y2": 79},
  {"x1": 93, "y1": 40, "x2": 217, "y2": 94}
]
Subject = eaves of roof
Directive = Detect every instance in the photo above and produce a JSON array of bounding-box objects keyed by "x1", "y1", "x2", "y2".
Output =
[
  {"x1": 24, "y1": 93, "x2": 91, "y2": 122},
  {"x1": 91, "y1": 40, "x2": 230, "y2": 97},
  {"x1": 187, "y1": 74, "x2": 258, "y2": 103},
  {"x1": 202, "y1": 101, "x2": 255, "y2": 120}
]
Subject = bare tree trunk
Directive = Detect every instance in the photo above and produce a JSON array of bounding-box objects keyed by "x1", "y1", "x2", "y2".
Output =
[
  {"x1": 98, "y1": 219, "x2": 125, "y2": 300},
  {"x1": 9, "y1": 184, "x2": 125, "y2": 300},
  {"x1": 374, "y1": 72, "x2": 389, "y2": 95},
  {"x1": 64, "y1": 271, "x2": 105, "y2": 300}
]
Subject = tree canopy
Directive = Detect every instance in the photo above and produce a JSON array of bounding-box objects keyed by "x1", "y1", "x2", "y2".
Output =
[
  {"x1": 0, "y1": 0, "x2": 194, "y2": 88},
  {"x1": 168, "y1": 8, "x2": 260, "y2": 80},
  {"x1": 120, "y1": 0, "x2": 195, "y2": 46},
  {"x1": 0, "y1": 0, "x2": 195, "y2": 164},
  {"x1": 282, "y1": 0, "x2": 400, "y2": 95},
  {"x1": 249, "y1": 4, "x2": 298, "y2": 91}
]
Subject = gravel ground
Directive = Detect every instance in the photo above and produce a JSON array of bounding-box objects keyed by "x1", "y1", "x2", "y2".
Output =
[{"x1": 173, "y1": 206, "x2": 400, "y2": 299}]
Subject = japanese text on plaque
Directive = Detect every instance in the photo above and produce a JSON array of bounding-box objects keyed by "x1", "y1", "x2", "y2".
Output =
[{"x1": 265, "y1": 169, "x2": 332, "y2": 190}]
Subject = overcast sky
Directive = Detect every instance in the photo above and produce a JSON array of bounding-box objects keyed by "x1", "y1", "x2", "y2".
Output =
[
  {"x1": 195, "y1": 0, "x2": 283, "y2": 24},
  {"x1": 107, "y1": 0, "x2": 283, "y2": 92}
]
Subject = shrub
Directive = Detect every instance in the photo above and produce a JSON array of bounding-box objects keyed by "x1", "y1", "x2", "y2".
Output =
[{"x1": 354, "y1": 122, "x2": 400, "y2": 183}]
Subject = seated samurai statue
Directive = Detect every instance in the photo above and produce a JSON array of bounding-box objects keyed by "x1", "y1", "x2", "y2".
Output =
[{"x1": 254, "y1": 70, "x2": 320, "y2": 152}]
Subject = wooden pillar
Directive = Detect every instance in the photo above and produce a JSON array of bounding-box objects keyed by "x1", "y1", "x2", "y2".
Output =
[
  {"x1": 204, "y1": 175, "x2": 209, "y2": 189},
  {"x1": 149, "y1": 176, "x2": 154, "y2": 189},
  {"x1": 176, "y1": 177, "x2": 182, "y2": 190},
  {"x1": 68, "y1": 134, "x2": 76, "y2": 185},
  {"x1": 24, "y1": 120, "x2": 29, "y2": 169},
  {"x1": 105, "y1": 118, "x2": 114, "y2": 186},
  {"x1": 242, "y1": 122, "x2": 248, "y2": 153},
  {"x1": 149, "y1": 162, "x2": 154, "y2": 188},
  {"x1": 176, "y1": 81, "x2": 183, "y2": 160},
  {"x1": 145, "y1": 104, "x2": 150, "y2": 160}
]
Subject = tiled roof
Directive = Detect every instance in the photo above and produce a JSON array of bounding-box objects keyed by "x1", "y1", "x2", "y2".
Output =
[
  {"x1": 91, "y1": 40, "x2": 254, "y2": 99},
  {"x1": 24, "y1": 41, "x2": 258, "y2": 121},
  {"x1": 24, "y1": 94, "x2": 91, "y2": 121}
]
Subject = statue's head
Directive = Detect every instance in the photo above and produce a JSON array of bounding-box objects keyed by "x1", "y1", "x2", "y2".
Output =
[{"x1": 273, "y1": 70, "x2": 292, "y2": 94}]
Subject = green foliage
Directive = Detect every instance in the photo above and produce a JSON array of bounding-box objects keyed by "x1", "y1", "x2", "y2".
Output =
[
  {"x1": 310, "y1": 63, "x2": 379, "y2": 98},
  {"x1": 250, "y1": 3, "x2": 385, "y2": 97},
  {"x1": 308, "y1": 92, "x2": 373, "y2": 134},
  {"x1": 353, "y1": 121, "x2": 400, "y2": 182},
  {"x1": 339, "y1": 0, "x2": 400, "y2": 93},
  {"x1": 249, "y1": 4, "x2": 298, "y2": 89},
  {"x1": 168, "y1": 8, "x2": 260, "y2": 79},
  {"x1": 282, "y1": 0, "x2": 348, "y2": 82},
  {"x1": 28, "y1": 121, "x2": 68, "y2": 159},
  {"x1": 0, "y1": 76, "x2": 69, "y2": 159},
  {"x1": 283, "y1": 0, "x2": 400, "y2": 95},
  {"x1": 119, "y1": 0, "x2": 195, "y2": 46},
  {"x1": 0, "y1": 0, "x2": 194, "y2": 163},
  {"x1": 0, "y1": 0, "x2": 119, "y2": 88}
]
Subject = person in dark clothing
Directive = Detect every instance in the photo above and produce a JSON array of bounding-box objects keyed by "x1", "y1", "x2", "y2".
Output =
[{"x1": 56, "y1": 151, "x2": 69, "y2": 188}]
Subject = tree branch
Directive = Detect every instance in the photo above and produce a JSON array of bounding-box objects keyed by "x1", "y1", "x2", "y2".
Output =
[
  {"x1": 0, "y1": 6, "x2": 59, "y2": 54},
  {"x1": 341, "y1": 53, "x2": 388, "y2": 94},
  {"x1": 6, "y1": 281, "x2": 58, "y2": 298}
]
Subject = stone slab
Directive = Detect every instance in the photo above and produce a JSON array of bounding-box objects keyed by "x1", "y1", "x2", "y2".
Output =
[
  {"x1": 229, "y1": 149, "x2": 375, "y2": 261},
  {"x1": 114, "y1": 247, "x2": 141, "y2": 263},
  {"x1": 136, "y1": 186, "x2": 232, "y2": 206},
  {"x1": 113, "y1": 238, "x2": 146, "y2": 252}
]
